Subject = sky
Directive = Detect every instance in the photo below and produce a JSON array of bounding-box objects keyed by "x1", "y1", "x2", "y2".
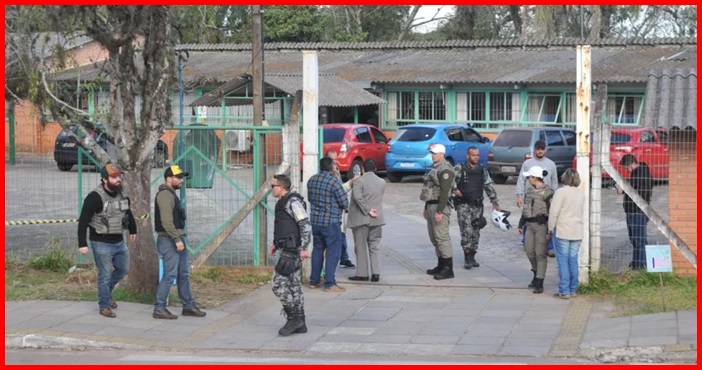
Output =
[{"x1": 413, "y1": 5, "x2": 455, "y2": 33}]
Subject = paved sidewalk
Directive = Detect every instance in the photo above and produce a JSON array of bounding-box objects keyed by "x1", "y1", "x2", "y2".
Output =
[{"x1": 5, "y1": 209, "x2": 697, "y2": 363}]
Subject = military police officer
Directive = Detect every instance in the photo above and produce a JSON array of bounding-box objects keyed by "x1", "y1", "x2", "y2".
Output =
[
  {"x1": 453, "y1": 146, "x2": 501, "y2": 270},
  {"x1": 422, "y1": 143, "x2": 456, "y2": 280},
  {"x1": 268, "y1": 174, "x2": 312, "y2": 336}
]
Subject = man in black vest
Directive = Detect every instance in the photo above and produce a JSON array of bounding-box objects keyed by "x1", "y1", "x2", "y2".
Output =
[
  {"x1": 153, "y1": 165, "x2": 206, "y2": 319},
  {"x1": 453, "y1": 147, "x2": 501, "y2": 269},
  {"x1": 268, "y1": 174, "x2": 311, "y2": 336}
]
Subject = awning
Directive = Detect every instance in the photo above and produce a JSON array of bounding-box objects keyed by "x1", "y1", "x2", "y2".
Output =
[{"x1": 191, "y1": 73, "x2": 385, "y2": 108}]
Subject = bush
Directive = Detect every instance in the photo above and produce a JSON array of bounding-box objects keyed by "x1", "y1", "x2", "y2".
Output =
[{"x1": 28, "y1": 238, "x2": 73, "y2": 272}]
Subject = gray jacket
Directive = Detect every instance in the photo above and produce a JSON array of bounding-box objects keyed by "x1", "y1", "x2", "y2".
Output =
[{"x1": 347, "y1": 171, "x2": 386, "y2": 229}]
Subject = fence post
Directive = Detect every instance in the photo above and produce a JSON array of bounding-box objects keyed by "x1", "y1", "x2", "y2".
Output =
[
  {"x1": 590, "y1": 84, "x2": 608, "y2": 273},
  {"x1": 576, "y1": 45, "x2": 591, "y2": 283},
  {"x1": 8, "y1": 103, "x2": 16, "y2": 165}
]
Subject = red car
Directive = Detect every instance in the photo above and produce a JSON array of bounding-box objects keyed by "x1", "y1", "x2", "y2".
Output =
[
  {"x1": 300, "y1": 123, "x2": 389, "y2": 179},
  {"x1": 573, "y1": 127, "x2": 669, "y2": 179}
]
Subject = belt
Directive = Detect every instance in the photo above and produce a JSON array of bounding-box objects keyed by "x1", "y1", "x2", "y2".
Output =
[{"x1": 425, "y1": 201, "x2": 439, "y2": 205}]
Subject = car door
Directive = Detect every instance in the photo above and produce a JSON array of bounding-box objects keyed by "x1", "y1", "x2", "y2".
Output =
[
  {"x1": 636, "y1": 130, "x2": 659, "y2": 175},
  {"x1": 443, "y1": 126, "x2": 468, "y2": 165},
  {"x1": 560, "y1": 129, "x2": 577, "y2": 170},
  {"x1": 653, "y1": 129, "x2": 669, "y2": 179},
  {"x1": 544, "y1": 129, "x2": 567, "y2": 173},
  {"x1": 352, "y1": 126, "x2": 373, "y2": 163},
  {"x1": 463, "y1": 127, "x2": 489, "y2": 166},
  {"x1": 369, "y1": 126, "x2": 388, "y2": 170}
]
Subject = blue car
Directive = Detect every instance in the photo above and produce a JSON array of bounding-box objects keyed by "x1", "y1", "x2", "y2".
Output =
[{"x1": 385, "y1": 123, "x2": 491, "y2": 183}]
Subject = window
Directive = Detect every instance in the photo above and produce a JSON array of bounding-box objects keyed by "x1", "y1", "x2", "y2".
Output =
[
  {"x1": 546, "y1": 131, "x2": 564, "y2": 146},
  {"x1": 562, "y1": 130, "x2": 576, "y2": 146},
  {"x1": 607, "y1": 94, "x2": 644, "y2": 125},
  {"x1": 399, "y1": 91, "x2": 414, "y2": 120},
  {"x1": 463, "y1": 128, "x2": 482, "y2": 142},
  {"x1": 611, "y1": 133, "x2": 632, "y2": 145},
  {"x1": 386, "y1": 91, "x2": 445, "y2": 126},
  {"x1": 639, "y1": 131, "x2": 656, "y2": 143},
  {"x1": 418, "y1": 91, "x2": 446, "y2": 121},
  {"x1": 492, "y1": 130, "x2": 532, "y2": 147},
  {"x1": 445, "y1": 127, "x2": 464, "y2": 142},
  {"x1": 393, "y1": 127, "x2": 436, "y2": 142},
  {"x1": 490, "y1": 92, "x2": 512, "y2": 121},
  {"x1": 354, "y1": 127, "x2": 372, "y2": 143},
  {"x1": 323, "y1": 128, "x2": 346, "y2": 143},
  {"x1": 527, "y1": 93, "x2": 563, "y2": 123},
  {"x1": 656, "y1": 130, "x2": 668, "y2": 145},
  {"x1": 370, "y1": 127, "x2": 387, "y2": 144}
]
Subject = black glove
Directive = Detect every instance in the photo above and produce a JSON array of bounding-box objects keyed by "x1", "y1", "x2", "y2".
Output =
[{"x1": 274, "y1": 250, "x2": 300, "y2": 276}]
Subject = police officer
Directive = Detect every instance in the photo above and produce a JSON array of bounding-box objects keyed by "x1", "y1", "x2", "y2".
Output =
[
  {"x1": 517, "y1": 166, "x2": 554, "y2": 294},
  {"x1": 422, "y1": 143, "x2": 456, "y2": 280},
  {"x1": 452, "y1": 146, "x2": 501, "y2": 270},
  {"x1": 268, "y1": 174, "x2": 312, "y2": 336}
]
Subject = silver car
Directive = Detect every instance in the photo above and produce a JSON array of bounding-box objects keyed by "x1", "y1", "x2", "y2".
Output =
[{"x1": 487, "y1": 127, "x2": 576, "y2": 184}]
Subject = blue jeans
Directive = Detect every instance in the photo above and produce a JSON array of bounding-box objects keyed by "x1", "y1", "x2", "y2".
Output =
[
  {"x1": 91, "y1": 240, "x2": 130, "y2": 309},
  {"x1": 310, "y1": 223, "x2": 343, "y2": 288},
  {"x1": 626, "y1": 213, "x2": 649, "y2": 270},
  {"x1": 554, "y1": 237, "x2": 581, "y2": 295},
  {"x1": 155, "y1": 236, "x2": 196, "y2": 310},
  {"x1": 340, "y1": 232, "x2": 350, "y2": 262}
]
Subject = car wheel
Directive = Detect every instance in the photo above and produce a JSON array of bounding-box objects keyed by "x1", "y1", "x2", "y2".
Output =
[
  {"x1": 153, "y1": 148, "x2": 166, "y2": 168},
  {"x1": 492, "y1": 174, "x2": 508, "y2": 184},
  {"x1": 387, "y1": 172, "x2": 403, "y2": 183},
  {"x1": 346, "y1": 159, "x2": 362, "y2": 179},
  {"x1": 57, "y1": 162, "x2": 73, "y2": 172}
]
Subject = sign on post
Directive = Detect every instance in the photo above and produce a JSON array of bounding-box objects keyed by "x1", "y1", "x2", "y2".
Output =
[
  {"x1": 197, "y1": 106, "x2": 207, "y2": 123},
  {"x1": 645, "y1": 245, "x2": 673, "y2": 273}
]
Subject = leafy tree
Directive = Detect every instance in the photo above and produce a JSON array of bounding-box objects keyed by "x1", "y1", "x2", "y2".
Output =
[{"x1": 262, "y1": 6, "x2": 328, "y2": 42}]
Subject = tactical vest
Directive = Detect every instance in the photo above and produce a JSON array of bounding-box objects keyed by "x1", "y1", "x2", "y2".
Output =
[
  {"x1": 154, "y1": 187, "x2": 186, "y2": 232},
  {"x1": 522, "y1": 185, "x2": 554, "y2": 219},
  {"x1": 456, "y1": 164, "x2": 485, "y2": 203},
  {"x1": 89, "y1": 185, "x2": 129, "y2": 235},
  {"x1": 420, "y1": 159, "x2": 455, "y2": 202},
  {"x1": 273, "y1": 193, "x2": 305, "y2": 244}
]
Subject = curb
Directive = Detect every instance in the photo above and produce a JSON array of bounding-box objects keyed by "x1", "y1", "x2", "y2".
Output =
[
  {"x1": 6, "y1": 334, "x2": 147, "y2": 350},
  {"x1": 578, "y1": 344, "x2": 697, "y2": 363}
]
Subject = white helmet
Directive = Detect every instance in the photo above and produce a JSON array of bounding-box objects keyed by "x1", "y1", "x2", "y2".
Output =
[{"x1": 491, "y1": 209, "x2": 512, "y2": 231}]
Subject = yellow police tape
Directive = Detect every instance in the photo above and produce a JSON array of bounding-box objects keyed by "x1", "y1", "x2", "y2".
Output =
[{"x1": 6, "y1": 214, "x2": 149, "y2": 226}]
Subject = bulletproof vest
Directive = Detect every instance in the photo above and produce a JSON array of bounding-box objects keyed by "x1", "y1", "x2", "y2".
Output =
[
  {"x1": 154, "y1": 187, "x2": 186, "y2": 232},
  {"x1": 420, "y1": 159, "x2": 455, "y2": 202},
  {"x1": 274, "y1": 192, "x2": 305, "y2": 243},
  {"x1": 457, "y1": 164, "x2": 485, "y2": 202},
  {"x1": 522, "y1": 185, "x2": 553, "y2": 219},
  {"x1": 89, "y1": 185, "x2": 129, "y2": 235}
]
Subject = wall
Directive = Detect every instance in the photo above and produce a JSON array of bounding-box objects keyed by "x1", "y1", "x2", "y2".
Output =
[{"x1": 667, "y1": 136, "x2": 697, "y2": 275}]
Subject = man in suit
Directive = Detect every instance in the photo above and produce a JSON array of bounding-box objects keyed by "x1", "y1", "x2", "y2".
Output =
[{"x1": 347, "y1": 159, "x2": 386, "y2": 282}]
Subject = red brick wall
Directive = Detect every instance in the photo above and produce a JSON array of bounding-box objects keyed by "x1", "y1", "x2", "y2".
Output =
[{"x1": 668, "y1": 139, "x2": 697, "y2": 275}]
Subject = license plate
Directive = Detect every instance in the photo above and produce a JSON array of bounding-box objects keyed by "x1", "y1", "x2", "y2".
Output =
[
  {"x1": 399, "y1": 162, "x2": 415, "y2": 168},
  {"x1": 501, "y1": 166, "x2": 516, "y2": 173},
  {"x1": 62, "y1": 143, "x2": 76, "y2": 148}
]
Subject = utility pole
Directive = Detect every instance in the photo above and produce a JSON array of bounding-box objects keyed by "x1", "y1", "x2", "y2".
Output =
[{"x1": 252, "y1": 5, "x2": 267, "y2": 266}]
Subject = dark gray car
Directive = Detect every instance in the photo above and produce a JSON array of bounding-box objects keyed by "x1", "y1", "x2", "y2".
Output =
[{"x1": 487, "y1": 127, "x2": 576, "y2": 184}]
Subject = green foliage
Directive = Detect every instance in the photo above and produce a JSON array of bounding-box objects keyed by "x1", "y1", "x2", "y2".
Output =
[
  {"x1": 27, "y1": 237, "x2": 74, "y2": 272},
  {"x1": 236, "y1": 273, "x2": 272, "y2": 285},
  {"x1": 194, "y1": 266, "x2": 226, "y2": 282},
  {"x1": 263, "y1": 6, "x2": 328, "y2": 42},
  {"x1": 580, "y1": 270, "x2": 697, "y2": 316}
]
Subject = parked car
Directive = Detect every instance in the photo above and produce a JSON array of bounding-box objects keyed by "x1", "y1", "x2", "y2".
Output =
[
  {"x1": 385, "y1": 123, "x2": 491, "y2": 183},
  {"x1": 487, "y1": 127, "x2": 576, "y2": 184},
  {"x1": 300, "y1": 123, "x2": 388, "y2": 179},
  {"x1": 572, "y1": 127, "x2": 669, "y2": 180},
  {"x1": 54, "y1": 125, "x2": 168, "y2": 171}
]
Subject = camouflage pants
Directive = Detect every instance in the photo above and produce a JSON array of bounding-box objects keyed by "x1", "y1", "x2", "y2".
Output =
[
  {"x1": 272, "y1": 269, "x2": 304, "y2": 309},
  {"x1": 456, "y1": 203, "x2": 483, "y2": 253}
]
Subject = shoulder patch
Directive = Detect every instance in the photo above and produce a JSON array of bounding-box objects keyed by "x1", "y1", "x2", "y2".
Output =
[{"x1": 442, "y1": 173, "x2": 450, "y2": 180}]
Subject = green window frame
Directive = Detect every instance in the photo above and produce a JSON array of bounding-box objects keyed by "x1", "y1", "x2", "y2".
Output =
[
  {"x1": 606, "y1": 93, "x2": 645, "y2": 126},
  {"x1": 385, "y1": 90, "x2": 447, "y2": 127}
]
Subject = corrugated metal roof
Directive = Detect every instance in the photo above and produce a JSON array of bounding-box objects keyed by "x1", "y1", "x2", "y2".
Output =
[
  {"x1": 54, "y1": 39, "x2": 696, "y2": 86},
  {"x1": 190, "y1": 74, "x2": 384, "y2": 108},
  {"x1": 642, "y1": 68, "x2": 697, "y2": 130}
]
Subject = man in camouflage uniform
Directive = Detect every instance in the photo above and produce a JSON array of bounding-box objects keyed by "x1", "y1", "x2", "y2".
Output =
[
  {"x1": 453, "y1": 147, "x2": 501, "y2": 270},
  {"x1": 268, "y1": 174, "x2": 312, "y2": 336},
  {"x1": 421, "y1": 143, "x2": 456, "y2": 280}
]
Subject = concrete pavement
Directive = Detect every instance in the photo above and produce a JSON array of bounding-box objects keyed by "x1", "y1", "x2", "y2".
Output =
[{"x1": 5, "y1": 208, "x2": 696, "y2": 363}]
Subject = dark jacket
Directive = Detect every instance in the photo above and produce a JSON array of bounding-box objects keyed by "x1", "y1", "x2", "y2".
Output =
[{"x1": 623, "y1": 163, "x2": 653, "y2": 214}]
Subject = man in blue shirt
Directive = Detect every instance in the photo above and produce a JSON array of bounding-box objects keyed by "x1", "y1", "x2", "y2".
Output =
[{"x1": 307, "y1": 157, "x2": 349, "y2": 292}]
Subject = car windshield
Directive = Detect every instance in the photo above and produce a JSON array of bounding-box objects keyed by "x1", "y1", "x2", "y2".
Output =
[
  {"x1": 323, "y1": 128, "x2": 346, "y2": 143},
  {"x1": 393, "y1": 127, "x2": 436, "y2": 142},
  {"x1": 611, "y1": 133, "x2": 632, "y2": 145},
  {"x1": 492, "y1": 131, "x2": 532, "y2": 147}
]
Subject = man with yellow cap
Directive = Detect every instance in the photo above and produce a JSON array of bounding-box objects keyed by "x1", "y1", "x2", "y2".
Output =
[{"x1": 153, "y1": 165, "x2": 206, "y2": 319}]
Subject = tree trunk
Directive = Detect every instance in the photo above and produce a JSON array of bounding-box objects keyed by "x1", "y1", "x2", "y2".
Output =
[
  {"x1": 590, "y1": 6, "x2": 602, "y2": 40},
  {"x1": 509, "y1": 5, "x2": 522, "y2": 37}
]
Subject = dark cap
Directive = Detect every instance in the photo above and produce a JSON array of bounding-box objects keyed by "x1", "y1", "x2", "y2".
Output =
[
  {"x1": 100, "y1": 162, "x2": 121, "y2": 178},
  {"x1": 534, "y1": 140, "x2": 547, "y2": 149},
  {"x1": 165, "y1": 165, "x2": 190, "y2": 179}
]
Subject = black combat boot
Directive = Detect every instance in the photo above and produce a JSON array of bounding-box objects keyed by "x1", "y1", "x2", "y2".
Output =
[
  {"x1": 294, "y1": 305, "x2": 307, "y2": 334},
  {"x1": 426, "y1": 257, "x2": 442, "y2": 275},
  {"x1": 463, "y1": 251, "x2": 472, "y2": 270},
  {"x1": 278, "y1": 306, "x2": 304, "y2": 336},
  {"x1": 532, "y1": 278, "x2": 544, "y2": 294},
  {"x1": 528, "y1": 269, "x2": 537, "y2": 288},
  {"x1": 467, "y1": 251, "x2": 480, "y2": 268},
  {"x1": 434, "y1": 257, "x2": 454, "y2": 280}
]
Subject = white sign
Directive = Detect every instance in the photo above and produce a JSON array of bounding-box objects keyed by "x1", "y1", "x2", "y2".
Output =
[
  {"x1": 645, "y1": 245, "x2": 673, "y2": 273},
  {"x1": 197, "y1": 106, "x2": 207, "y2": 118}
]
